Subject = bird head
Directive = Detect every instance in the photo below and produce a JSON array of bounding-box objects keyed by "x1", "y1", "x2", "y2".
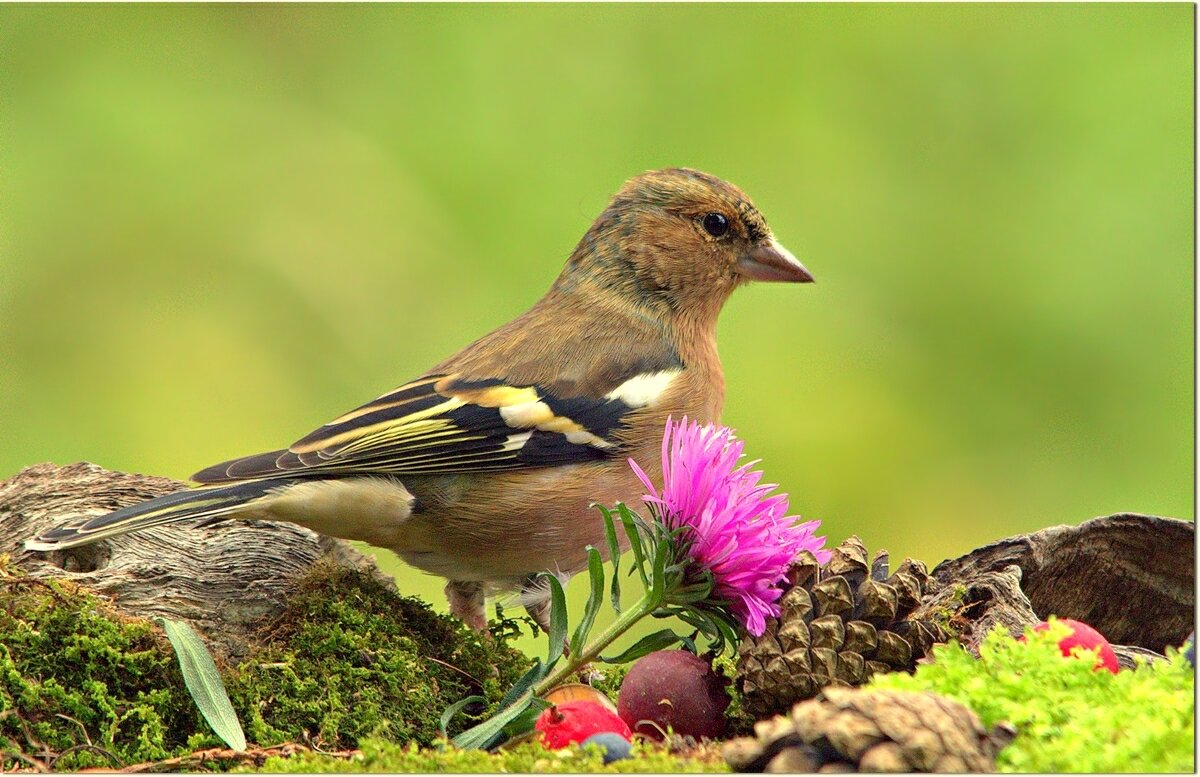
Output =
[{"x1": 559, "y1": 168, "x2": 812, "y2": 322}]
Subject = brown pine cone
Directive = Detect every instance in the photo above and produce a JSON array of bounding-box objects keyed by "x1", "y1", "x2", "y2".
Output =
[
  {"x1": 736, "y1": 537, "x2": 951, "y2": 719},
  {"x1": 723, "y1": 687, "x2": 1016, "y2": 773}
]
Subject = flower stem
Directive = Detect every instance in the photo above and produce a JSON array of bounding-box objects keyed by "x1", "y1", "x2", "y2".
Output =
[{"x1": 533, "y1": 590, "x2": 656, "y2": 695}]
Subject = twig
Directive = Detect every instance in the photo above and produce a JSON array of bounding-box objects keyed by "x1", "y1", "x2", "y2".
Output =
[
  {"x1": 47, "y1": 744, "x2": 122, "y2": 771},
  {"x1": 425, "y1": 655, "x2": 482, "y2": 687},
  {"x1": 2, "y1": 748, "x2": 50, "y2": 774},
  {"x1": 118, "y1": 743, "x2": 360, "y2": 773}
]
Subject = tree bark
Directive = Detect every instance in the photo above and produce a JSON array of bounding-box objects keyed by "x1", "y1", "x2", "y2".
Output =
[
  {"x1": 915, "y1": 513, "x2": 1193, "y2": 667},
  {"x1": 0, "y1": 462, "x2": 390, "y2": 659}
]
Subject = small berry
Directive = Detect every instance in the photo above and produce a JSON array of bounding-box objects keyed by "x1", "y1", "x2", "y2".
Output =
[
  {"x1": 1029, "y1": 618, "x2": 1119, "y2": 674},
  {"x1": 617, "y1": 650, "x2": 730, "y2": 740},
  {"x1": 534, "y1": 700, "x2": 631, "y2": 750},
  {"x1": 1183, "y1": 632, "x2": 1195, "y2": 668},
  {"x1": 582, "y1": 731, "x2": 633, "y2": 763}
]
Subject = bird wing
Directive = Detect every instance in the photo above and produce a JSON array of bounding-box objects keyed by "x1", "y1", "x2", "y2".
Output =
[{"x1": 192, "y1": 370, "x2": 680, "y2": 483}]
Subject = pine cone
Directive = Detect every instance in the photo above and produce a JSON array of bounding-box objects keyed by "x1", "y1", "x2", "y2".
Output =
[
  {"x1": 736, "y1": 537, "x2": 950, "y2": 719},
  {"x1": 723, "y1": 687, "x2": 1016, "y2": 773}
]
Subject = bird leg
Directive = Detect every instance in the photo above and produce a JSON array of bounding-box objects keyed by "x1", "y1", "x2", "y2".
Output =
[
  {"x1": 523, "y1": 593, "x2": 555, "y2": 637},
  {"x1": 445, "y1": 579, "x2": 488, "y2": 633}
]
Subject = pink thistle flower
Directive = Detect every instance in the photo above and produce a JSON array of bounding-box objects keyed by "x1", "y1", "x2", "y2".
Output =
[{"x1": 628, "y1": 417, "x2": 831, "y2": 636}]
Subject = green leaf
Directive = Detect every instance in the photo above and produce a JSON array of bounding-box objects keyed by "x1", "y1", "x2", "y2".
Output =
[
  {"x1": 498, "y1": 660, "x2": 548, "y2": 711},
  {"x1": 544, "y1": 572, "x2": 568, "y2": 667},
  {"x1": 159, "y1": 618, "x2": 247, "y2": 752},
  {"x1": 676, "y1": 608, "x2": 717, "y2": 634},
  {"x1": 600, "y1": 628, "x2": 684, "y2": 664},
  {"x1": 599, "y1": 506, "x2": 623, "y2": 613},
  {"x1": 570, "y1": 547, "x2": 605, "y2": 656},
  {"x1": 617, "y1": 503, "x2": 649, "y2": 587},
  {"x1": 650, "y1": 536, "x2": 669, "y2": 608},
  {"x1": 501, "y1": 697, "x2": 551, "y2": 740},
  {"x1": 667, "y1": 580, "x2": 715, "y2": 605},
  {"x1": 452, "y1": 692, "x2": 536, "y2": 750},
  {"x1": 440, "y1": 695, "x2": 485, "y2": 737}
]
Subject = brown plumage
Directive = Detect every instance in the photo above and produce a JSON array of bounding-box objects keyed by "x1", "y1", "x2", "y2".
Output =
[{"x1": 27, "y1": 168, "x2": 813, "y2": 632}]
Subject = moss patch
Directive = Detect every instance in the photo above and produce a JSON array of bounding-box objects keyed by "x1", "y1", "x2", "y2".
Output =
[
  {"x1": 0, "y1": 558, "x2": 204, "y2": 770},
  {"x1": 869, "y1": 623, "x2": 1195, "y2": 772},
  {"x1": 227, "y1": 564, "x2": 532, "y2": 748},
  {"x1": 246, "y1": 736, "x2": 728, "y2": 773},
  {"x1": 0, "y1": 558, "x2": 533, "y2": 770}
]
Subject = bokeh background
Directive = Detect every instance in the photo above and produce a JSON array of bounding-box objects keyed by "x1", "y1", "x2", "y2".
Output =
[{"x1": 1, "y1": 4, "x2": 1193, "y2": 654}]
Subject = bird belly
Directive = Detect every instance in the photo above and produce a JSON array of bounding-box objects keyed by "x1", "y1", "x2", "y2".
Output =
[
  {"x1": 250, "y1": 476, "x2": 416, "y2": 549},
  {"x1": 394, "y1": 460, "x2": 656, "y2": 586}
]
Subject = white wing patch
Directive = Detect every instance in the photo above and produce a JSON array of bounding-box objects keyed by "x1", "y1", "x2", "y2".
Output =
[{"x1": 605, "y1": 370, "x2": 681, "y2": 408}]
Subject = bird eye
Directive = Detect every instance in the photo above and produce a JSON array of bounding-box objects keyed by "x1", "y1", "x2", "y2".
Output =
[{"x1": 701, "y1": 212, "x2": 730, "y2": 238}]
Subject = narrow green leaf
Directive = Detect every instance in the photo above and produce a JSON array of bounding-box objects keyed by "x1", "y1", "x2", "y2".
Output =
[
  {"x1": 713, "y1": 615, "x2": 739, "y2": 654},
  {"x1": 600, "y1": 506, "x2": 623, "y2": 613},
  {"x1": 159, "y1": 618, "x2": 247, "y2": 752},
  {"x1": 452, "y1": 693, "x2": 535, "y2": 750},
  {"x1": 668, "y1": 577, "x2": 716, "y2": 605},
  {"x1": 617, "y1": 503, "x2": 649, "y2": 587},
  {"x1": 497, "y1": 660, "x2": 547, "y2": 711},
  {"x1": 600, "y1": 628, "x2": 683, "y2": 664},
  {"x1": 676, "y1": 608, "x2": 718, "y2": 636},
  {"x1": 501, "y1": 698, "x2": 551, "y2": 740},
  {"x1": 440, "y1": 695, "x2": 485, "y2": 737},
  {"x1": 544, "y1": 572, "x2": 568, "y2": 667},
  {"x1": 650, "y1": 536, "x2": 669, "y2": 608},
  {"x1": 570, "y1": 547, "x2": 605, "y2": 656}
]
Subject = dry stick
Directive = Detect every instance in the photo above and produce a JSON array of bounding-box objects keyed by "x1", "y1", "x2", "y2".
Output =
[
  {"x1": 47, "y1": 745, "x2": 123, "y2": 771},
  {"x1": 118, "y1": 743, "x2": 361, "y2": 773},
  {"x1": 424, "y1": 655, "x2": 483, "y2": 686}
]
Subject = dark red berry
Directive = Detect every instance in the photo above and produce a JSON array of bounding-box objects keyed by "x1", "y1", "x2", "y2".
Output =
[{"x1": 617, "y1": 650, "x2": 730, "y2": 740}]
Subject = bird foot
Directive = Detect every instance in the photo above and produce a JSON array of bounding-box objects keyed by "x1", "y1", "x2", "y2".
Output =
[{"x1": 445, "y1": 579, "x2": 488, "y2": 633}]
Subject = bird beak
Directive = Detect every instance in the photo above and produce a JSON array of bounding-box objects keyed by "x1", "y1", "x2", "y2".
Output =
[{"x1": 737, "y1": 238, "x2": 814, "y2": 283}]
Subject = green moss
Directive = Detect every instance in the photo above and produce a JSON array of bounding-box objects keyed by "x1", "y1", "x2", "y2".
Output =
[
  {"x1": 247, "y1": 736, "x2": 728, "y2": 773},
  {"x1": 0, "y1": 559, "x2": 205, "y2": 770},
  {"x1": 711, "y1": 653, "x2": 754, "y2": 737},
  {"x1": 0, "y1": 559, "x2": 533, "y2": 769},
  {"x1": 226, "y1": 564, "x2": 533, "y2": 748},
  {"x1": 869, "y1": 622, "x2": 1195, "y2": 772},
  {"x1": 930, "y1": 582, "x2": 970, "y2": 637},
  {"x1": 584, "y1": 663, "x2": 629, "y2": 701}
]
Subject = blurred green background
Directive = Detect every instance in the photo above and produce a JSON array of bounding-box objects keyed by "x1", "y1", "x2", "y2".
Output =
[{"x1": 0, "y1": 4, "x2": 1192, "y2": 654}]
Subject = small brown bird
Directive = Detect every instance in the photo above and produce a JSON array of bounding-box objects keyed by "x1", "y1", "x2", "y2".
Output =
[{"x1": 27, "y1": 168, "x2": 813, "y2": 632}]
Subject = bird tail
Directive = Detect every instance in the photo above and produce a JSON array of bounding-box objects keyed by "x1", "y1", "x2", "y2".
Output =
[{"x1": 24, "y1": 478, "x2": 294, "y2": 551}]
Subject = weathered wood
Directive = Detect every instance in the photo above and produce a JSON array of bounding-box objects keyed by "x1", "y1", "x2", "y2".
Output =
[
  {"x1": 923, "y1": 513, "x2": 1194, "y2": 660},
  {"x1": 0, "y1": 462, "x2": 390, "y2": 659}
]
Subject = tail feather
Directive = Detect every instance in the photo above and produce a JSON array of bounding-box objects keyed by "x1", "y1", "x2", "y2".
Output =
[{"x1": 24, "y1": 478, "x2": 294, "y2": 551}]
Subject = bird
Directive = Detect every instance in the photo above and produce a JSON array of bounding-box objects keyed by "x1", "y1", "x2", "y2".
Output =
[{"x1": 26, "y1": 167, "x2": 814, "y2": 634}]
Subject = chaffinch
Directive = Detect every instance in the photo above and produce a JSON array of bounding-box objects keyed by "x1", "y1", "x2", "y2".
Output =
[{"x1": 27, "y1": 168, "x2": 813, "y2": 632}]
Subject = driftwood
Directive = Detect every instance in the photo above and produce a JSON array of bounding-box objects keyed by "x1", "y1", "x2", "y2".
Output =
[
  {"x1": 916, "y1": 513, "x2": 1194, "y2": 667},
  {"x1": 0, "y1": 462, "x2": 390, "y2": 659}
]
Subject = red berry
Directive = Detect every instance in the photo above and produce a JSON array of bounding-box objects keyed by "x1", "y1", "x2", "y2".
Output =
[
  {"x1": 617, "y1": 650, "x2": 730, "y2": 740},
  {"x1": 534, "y1": 700, "x2": 631, "y2": 750},
  {"x1": 1030, "y1": 618, "x2": 1119, "y2": 674}
]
